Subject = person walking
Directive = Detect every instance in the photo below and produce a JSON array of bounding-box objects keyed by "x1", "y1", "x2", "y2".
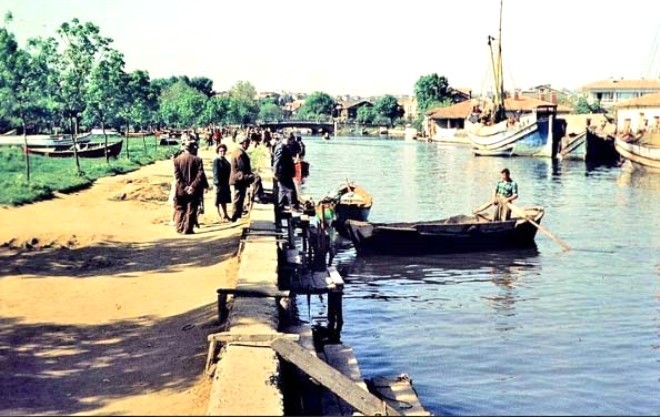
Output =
[
  {"x1": 212, "y1": 143, "x2": 232, "y2": 222},
  {"x1": 492, "y1": 168, "x2": 518, "y2": 221},
  {"x1": 173, "y1": 139, "x2": 205, "y2": 234}
]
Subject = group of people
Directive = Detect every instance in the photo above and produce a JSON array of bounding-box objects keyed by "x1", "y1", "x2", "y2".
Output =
[
  {"x1": 170, "y1": 127, "x2": 309, "y2": 234},
  {"x1": 170, "y1": 132, "x2": 266, "y2": 234}
]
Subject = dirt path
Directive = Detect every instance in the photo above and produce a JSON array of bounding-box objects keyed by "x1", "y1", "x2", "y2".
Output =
[{"x1": 0, "y1": 147, "x2": 242, "y2": 416}]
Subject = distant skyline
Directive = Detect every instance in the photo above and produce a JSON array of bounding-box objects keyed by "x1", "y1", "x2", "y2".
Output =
[{"x1": 1, "y1": 0, "x2": 659, "y2": 97}]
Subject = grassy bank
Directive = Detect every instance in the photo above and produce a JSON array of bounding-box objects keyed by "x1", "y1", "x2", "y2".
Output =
[{"x1": 0, "y1": 135, "x2": 179, "y2": 206}]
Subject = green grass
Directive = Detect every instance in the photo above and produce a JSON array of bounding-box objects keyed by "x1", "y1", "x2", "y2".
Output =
[{"x1": 0, "y1": 135, "x2": 179, "y2": 206}]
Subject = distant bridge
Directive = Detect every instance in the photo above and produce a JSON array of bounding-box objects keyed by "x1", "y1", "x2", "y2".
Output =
[{"x1": 259, "y1": 120, "x2": 334, "y2": 134}]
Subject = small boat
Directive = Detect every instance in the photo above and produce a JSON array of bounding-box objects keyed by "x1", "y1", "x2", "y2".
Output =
[
  {"x1": 343, "y1": 206, "x2": 544, "y2": 255},
  {"x1": 26, "y1": 140, "x2": 123, "y2": 158},
  {"x1": 331, "y1": 182, "x2": 373, "y2": 239}
]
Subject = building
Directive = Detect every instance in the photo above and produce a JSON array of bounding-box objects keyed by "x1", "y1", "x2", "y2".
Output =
[
  {"x1": 581, "y1": 78, "x2": 660, "y2": 109},
  {"x1": 614, "y1": 91, "x2": 660, "y2": 133},
  {"x1": 398, "y1": 96, "x2": 418, "y2": 122},
  {"x1": 333, "y1": 100, "x2": 373, "y2": 121}
]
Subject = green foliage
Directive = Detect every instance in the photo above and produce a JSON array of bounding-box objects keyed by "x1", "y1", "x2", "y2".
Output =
[
  {"x1": 0, "y1": 136, "x2": 173, "y2": 205},
  {"x1": 200, "y1": 95, "x2": 230, "y2": 126},
  {"x1": 373, "y1": 95, "x2": 404, "y2": 125},
  {"x1": 414, "y1": 73, "x2": 451, "y2": 112},
  {"x1": 159, "y1": 80, "x2": 207, "y2": 127},
  {"x1": 574, "y1": 95, "x2": 602, "y2": 114},
  {"x1": 355, "y1": 105, "x2": 374, "y2": 124},
  {"x1": 226, "y1": 81, "x2": 258, "y2": 124},
  {"x1": 298, "y1": 91, "x2": 334, "y2": 120},
  {"x1": 189, "y1": 76, "x2": 214, "y2": 97},
  {"x1": 259, "y1": 99, "x2": 283, "y2": 122}
]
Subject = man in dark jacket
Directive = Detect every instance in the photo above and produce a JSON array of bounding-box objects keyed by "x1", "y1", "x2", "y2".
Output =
[
  {"x1": 272, "y1": 133, "x2": 297, "y2": 213},
  {"x1": 173, "y1": 139, "x2": 205, "y2": 234},
  {"x1": 229, "y1": 135, "x2": 264, "y2": 222}
]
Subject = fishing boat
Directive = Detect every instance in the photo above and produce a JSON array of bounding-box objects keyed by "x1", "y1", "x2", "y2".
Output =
[
  {"x1": 343, "y1": 206, "x2": 544, "y2": 255},
  {"x1": 26, "y1": 140, "x2": 123, "y2": 158},
  {"x1": 465, "y1": 0, "x2": 561, "y2": 158},
  {"x1": 330, "y1": 181, "x2": 373, "y2": 239},
  {"x1": 611, "y1": 92, "x2": 660, "y2": 172}
]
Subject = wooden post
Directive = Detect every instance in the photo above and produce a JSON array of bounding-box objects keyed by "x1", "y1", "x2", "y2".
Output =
[
  {"x1": 327, "y1": 290, "x2": 343, "y2": 343},
  {"x1": 271, "y1": 338, "x2": 401, "y2": 416}
]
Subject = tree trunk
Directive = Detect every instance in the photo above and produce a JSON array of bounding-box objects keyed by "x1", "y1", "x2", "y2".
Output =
[
  {"x1": 22, "y1": 119, "x2": 30, "y2": 182},
  {"x1": 142, "y1": 130, "x2": 147, "y2": 154},
  {"x1": 124, "y1": 123, "x2": 130, "y2": 159},
  {"x1": 72, "y1": 116, "x2": 82, "y2": 175},
  {"x1": 102, "y1": 120, "x2": 109, "y2": 164}
]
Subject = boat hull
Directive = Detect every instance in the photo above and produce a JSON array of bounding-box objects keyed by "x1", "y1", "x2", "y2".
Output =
[
  {"x1": 344, "y1": 209, "x2": 544, "y2": 256},
  {"x1": 27, "y1": 140, "x2": 124, "y2": 158},
  {"x1": 614, "y1": 137, "x2": 660, "y2": 172},
  {"x1": 466, "y1": 109, "x2": 562, "y2": 157}
]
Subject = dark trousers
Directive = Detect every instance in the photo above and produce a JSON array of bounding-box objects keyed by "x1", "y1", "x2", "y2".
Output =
[
  {"x1": 174, "y1": 194, "x2": 199, "y2": 234},
  {"x1": 231, "y1": 185, "x2": 248, "y2": 221}
]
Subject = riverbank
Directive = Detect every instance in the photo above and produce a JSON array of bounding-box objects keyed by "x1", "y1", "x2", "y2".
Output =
[
  {"x1": 0, "y1": 136, "x2": 176, "y2": 206},
  {"x1": 0, "y1": 145, "x2": 245, "y2": 415}
]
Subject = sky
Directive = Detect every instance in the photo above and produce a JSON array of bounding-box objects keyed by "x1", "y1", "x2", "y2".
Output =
[{"x1": 1, "y1": 0, "x2": 659, "y2": 97}]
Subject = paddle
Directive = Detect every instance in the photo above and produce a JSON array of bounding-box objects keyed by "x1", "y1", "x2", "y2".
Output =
[
  {"x1": 507, "y1": 202, "x2": 571, "y2": 251},
  {"x1": 472, "y1": 201, "x2": 493, "y2": 222}
]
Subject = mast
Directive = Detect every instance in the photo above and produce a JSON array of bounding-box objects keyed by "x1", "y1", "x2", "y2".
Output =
[{"x1": 495, "y1": 0, "x2": 505, "y2": 122}]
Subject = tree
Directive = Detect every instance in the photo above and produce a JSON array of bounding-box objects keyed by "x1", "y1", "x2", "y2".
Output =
[
  {"x1": 355, "y1": 105, "x2": 374, "y2": 124},
  {"x1": 0, "y1": 22, "x2": 50, "y2": 181},
  {"x1": 54, "y1": 18, "x2": 113, "y2": 174},
  {"x1": 189, "y1": 76, "x2": 214, "y2": 97},
  {"x1": 414, "y1": 73, "x2": 451, "y2": 113},
  {"x1": 85, "y1": 48, "x2": 126, "y2": 162},
  {"x1": 259, "y1": 98, "x2": 283, "y2": 122},
  {"x1": 200, "y1": 95, "x2": 230, "y2": 126},
  {"x1": 373, "y1": 95, "x2": 404, "y2": 126},
  {"x1": 227, "y1": 80, "x2": 259, "y2": 124},
  {"x1": 298, "y1": 91, "x2": 335, "y2": 120},
  {"x1": 159, "y1": 80, "x2": 207, "y2": 128}
]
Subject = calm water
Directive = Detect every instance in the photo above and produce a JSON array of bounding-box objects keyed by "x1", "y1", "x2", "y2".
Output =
[{"x1": 297, "y1": 135, "x2": 660, "y2": 416}]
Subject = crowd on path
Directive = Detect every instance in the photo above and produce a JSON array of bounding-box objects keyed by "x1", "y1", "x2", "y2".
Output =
[{"x1": 168, "y1": 126, "x2": 308, "y2": 234}]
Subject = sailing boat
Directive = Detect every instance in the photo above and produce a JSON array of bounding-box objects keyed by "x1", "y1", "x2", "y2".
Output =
[{"x1": 465, "y1": 0, "x2": 560, "y2": 157}]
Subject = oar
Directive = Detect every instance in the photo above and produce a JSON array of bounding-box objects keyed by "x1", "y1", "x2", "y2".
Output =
[
  {"x1": 473, "y1": 201, "x2": 493, "y2": 214},
  {"x1": 507, "y1": 203, "x2": 571, "y2": 251}
]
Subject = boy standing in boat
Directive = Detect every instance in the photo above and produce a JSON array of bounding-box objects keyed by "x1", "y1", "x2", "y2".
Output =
[{"x1": 492, "y1": 168, "x2": 518, "y2": 221}]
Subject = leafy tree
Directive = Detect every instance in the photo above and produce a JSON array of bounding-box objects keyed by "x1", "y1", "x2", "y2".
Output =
[
  {"x1": 159, "y1": 80, "x2": 207, "y2": 128},
  {"x1": 574, "y1": 95, "x2": 602, "y2": 114},
  {"x1": 227, "y1": 80, "x2": 258, "y2": 124},
  {"x1": 414, "y1": 73, "x2": 451, "y2": 113},
  {"x1": 355, "y1": 105, "x2": 374, "y2": 124},
  {"x1": 200, "y1": 95, "x2": 230, "y2": 126},
  {"x1": 52, "y1": 18, "x2": 112, "y2": 174},
  {"x1": 373, "y1": 95, "x2": 404, "y2": 125},
  {"x1": 0, "y1": 22, "x2": 50, "y2": 180},
  {"x1": 189, "y1": 76, "x2": 214, "y2": 97},
  {"x1": 259, "y1": 98, "x2": 283, "y2": 122},
  {"x1": 298, "y1": 91, "x2": 335, "y2": 120},
  {"x1": 85, "y1": 48, "x2": 126, "y2": 162}
]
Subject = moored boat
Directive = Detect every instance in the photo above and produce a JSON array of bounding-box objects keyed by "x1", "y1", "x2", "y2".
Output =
[
  {"x1": 614, "y1": 136, "x2": 660, "y2": 172},
  {"x1": 0, "y1": 133, "x2": 91, "y2": 148},
  {"x1": 26, "y1": 140, "x2": 124, "y2": 158},
  {"x1": 344, "y1": 206, "x2": 544, "y2": 255},
  {"x1": 331, "y1": 181, "x2": 373, "y2": 239}
]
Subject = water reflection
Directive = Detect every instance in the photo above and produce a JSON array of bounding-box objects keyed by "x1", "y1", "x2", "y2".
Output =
[{"x1": 617, "y1": 167, "x2": 660, "y2": 191}]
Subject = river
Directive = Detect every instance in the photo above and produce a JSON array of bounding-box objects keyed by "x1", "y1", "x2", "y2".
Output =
[{"x1": 296, "y1": 135, "x2": 660, "y2": 415}]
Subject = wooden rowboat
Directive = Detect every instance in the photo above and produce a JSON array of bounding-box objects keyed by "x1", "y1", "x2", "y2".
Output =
[
  {"x1": 332, "y1": 181, "x2": 373, "y2": 239},
  {"x1": 26, "y1": 140, "x2": 124, "y2": 158},
  {"x1": 343, "y1": 206, "x2": 544, "y2": 255}
]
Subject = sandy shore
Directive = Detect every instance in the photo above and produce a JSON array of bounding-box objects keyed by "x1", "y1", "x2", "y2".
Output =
[{"x1": 0, "y1": 146, "x2": 242, "y2": 416}]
